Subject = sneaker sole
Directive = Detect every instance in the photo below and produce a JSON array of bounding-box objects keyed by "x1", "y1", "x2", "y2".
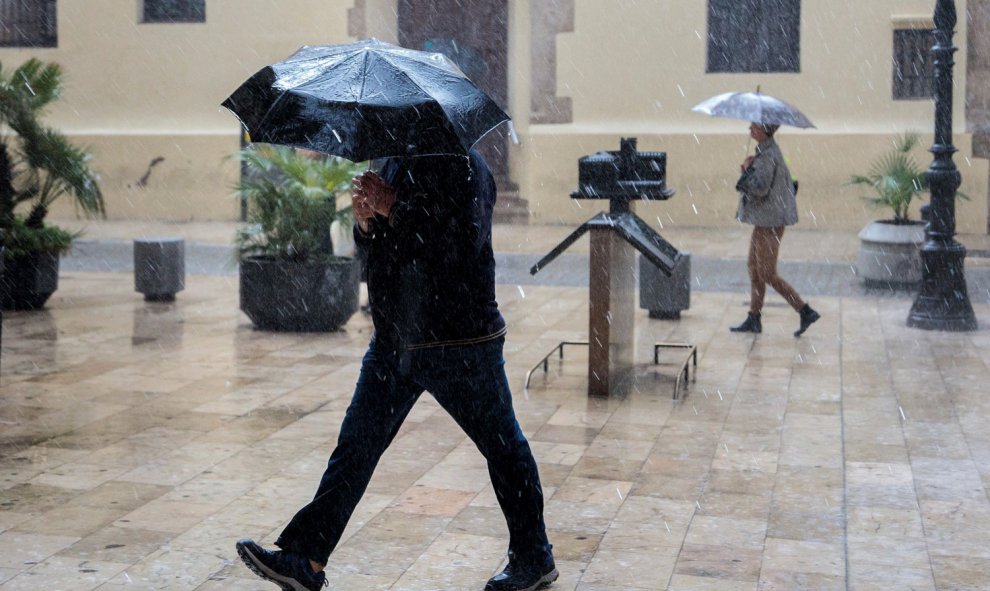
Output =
[
  {"x1": 235, "y1": 542, "x2": 313, "y2": 591},
  {"x1": 519, "y1": 569, "x2": 560, "y2": 591},
  {"x1": 484, "y1": 567, "x2": 559, "y2": 591},
  {"x1": 524, "y1": 568, "x2": 560, "y2": 591},
  {"x1": 539, "y1": 568, "x2": 560, "y2": 590}
]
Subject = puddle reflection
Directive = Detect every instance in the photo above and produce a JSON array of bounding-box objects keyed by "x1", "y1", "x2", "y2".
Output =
[{"x1": 131, "y1": 302, "x2": 184, "y2": 350}]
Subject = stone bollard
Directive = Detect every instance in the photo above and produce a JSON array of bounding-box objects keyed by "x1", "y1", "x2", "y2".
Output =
[
  {"x1": 639, "y1": 252, "x2": 691, "y2": 319},
  {"x1": 134, "y1": 237, "x2": 185, "y2": 302}
]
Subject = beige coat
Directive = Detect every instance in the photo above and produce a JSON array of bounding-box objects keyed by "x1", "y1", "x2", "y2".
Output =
[{"x1": 736, "y1": 138, "x2": 798, "y2": 228}]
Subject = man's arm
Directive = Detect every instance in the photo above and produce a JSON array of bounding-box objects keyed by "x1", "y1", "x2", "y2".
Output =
[{"x1": 358, "y1": 157, "x2": 488, "y2": 254}]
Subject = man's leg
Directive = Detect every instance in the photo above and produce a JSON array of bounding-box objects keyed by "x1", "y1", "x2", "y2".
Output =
[
  {"x1": 241, "y1": 342, "x2": 422, "y2": 574},
  {"x1": 415, "y1": 339, "x2": 555, "y2": 588}
]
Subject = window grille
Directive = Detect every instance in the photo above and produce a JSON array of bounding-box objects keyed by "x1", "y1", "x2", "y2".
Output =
[
  {"x1": 707, "y1": 0, "x2": 800, "y2": 73},
  {"x1": 142, "y1": 0, "x2": 205, "y2": 23},
  {"x1": 0, "y1": 0, "x2": 57, "y2": 48},
  {"x1": 893, "y1": 28, "x2": 934, "y2": 100}
]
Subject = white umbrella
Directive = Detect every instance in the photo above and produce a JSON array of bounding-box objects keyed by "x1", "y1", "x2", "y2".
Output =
[{"x1": 692, "y1": 90, "x2": 815, "y2": 129}]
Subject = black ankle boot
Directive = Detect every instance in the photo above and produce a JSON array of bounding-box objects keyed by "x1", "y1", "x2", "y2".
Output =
[
  {"x1": 794, "y1": 304, "x2": 820, "y2": 337},
  {"x1": 730, "y1": 312, "x2": 762, "y2": 333}
]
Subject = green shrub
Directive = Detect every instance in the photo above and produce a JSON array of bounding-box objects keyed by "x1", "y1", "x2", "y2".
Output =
[
  {"x1": 848, "y1": 133, "x2": 927, "y2": 224},
  {"x1": 233, "y1": 144, "x2": 364, "y2": 262},
  {"x1": 2, "y1": 216, "x2": 76, "y2": 258}
]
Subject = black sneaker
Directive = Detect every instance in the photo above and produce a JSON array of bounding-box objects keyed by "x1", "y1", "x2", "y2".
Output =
[
  {"x1": 235, "y1": 539, "x2": 326, "y2": 591},
  {"x1": 485, "y1": 557, "x2": 558, "y2": 591}
]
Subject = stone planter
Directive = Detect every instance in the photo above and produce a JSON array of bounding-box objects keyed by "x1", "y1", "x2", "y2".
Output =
[
  {"x1": 239, "y1": 255, "x2": 360, "y2": 332},
  {"x1": 856, "y1": 220, "x2": 926, "y2": 287},
  {"x1": 0, "y1": 252, "x2": 60, "y2": 311}
]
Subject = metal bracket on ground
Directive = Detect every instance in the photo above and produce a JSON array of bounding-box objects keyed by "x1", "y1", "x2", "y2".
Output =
[
  {"x1": 523, "y1": 340, "x2": 698, "y2": 400},
  {"x1": 653, "y1": 342, "x2": 697, "y2": 400},
  {"x1": 523, "y1": 341, "x2": 589, "y2": 391}
]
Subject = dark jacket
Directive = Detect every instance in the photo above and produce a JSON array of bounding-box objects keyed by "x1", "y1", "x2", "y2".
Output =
[{"x1": 354, "y1": 149, "x2": 505, "y2": 351}]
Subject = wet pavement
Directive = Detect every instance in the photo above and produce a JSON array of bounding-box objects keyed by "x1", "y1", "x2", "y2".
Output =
[{"x1": 1, "y1": 220, "x2": 989, "y2": 590}]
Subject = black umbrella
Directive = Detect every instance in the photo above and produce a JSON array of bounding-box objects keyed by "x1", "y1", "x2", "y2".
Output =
[{"x1": 221, "y1": 39, "x2": 510, "y2": 162}]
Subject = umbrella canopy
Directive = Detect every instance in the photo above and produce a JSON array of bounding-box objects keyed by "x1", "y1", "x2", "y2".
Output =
[
  {"x1": 691, "y1": 91, "x2": 815, "y2": 129},
  {"x1": 221, "y1": 39, "x2": 510, "y2": 161}
]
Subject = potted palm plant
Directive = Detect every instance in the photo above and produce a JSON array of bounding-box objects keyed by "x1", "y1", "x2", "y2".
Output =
[
  {"x1": 234, "y1": 144, "x2": 364, "y2": 331},
  {"x1": 849, "y1": 133, "x2": 928, "y2": 287},
  {"x1": 1, "y1": 58, "x2": 105, "y2": 310}
]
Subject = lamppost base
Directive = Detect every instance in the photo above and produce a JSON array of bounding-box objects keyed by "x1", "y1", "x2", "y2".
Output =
[
  {"x1": 907, "y1": 240, "x2": 978, "y2": 331},
  {"x1": 907, "y1": 309, "x2": 978, "y2": 331}
]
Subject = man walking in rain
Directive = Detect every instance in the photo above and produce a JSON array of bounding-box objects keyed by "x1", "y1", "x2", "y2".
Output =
[{"x1": 236, "y1": 149, "x2": 558, "y2": 591}]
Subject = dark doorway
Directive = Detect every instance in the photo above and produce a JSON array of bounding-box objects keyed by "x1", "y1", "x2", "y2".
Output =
[{"x1": 398, "y1": 0, "x2": 527, "y2": 221}]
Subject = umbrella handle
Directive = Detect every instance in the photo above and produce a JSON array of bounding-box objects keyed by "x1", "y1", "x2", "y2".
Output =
[{"x1": 508, "y1": 121, "x2": 520, "y2": 145}]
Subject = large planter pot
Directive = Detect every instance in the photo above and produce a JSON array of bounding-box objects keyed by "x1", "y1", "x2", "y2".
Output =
[
  {"x1": 856, "y1": 220, "x2": 926, "y2": 287},
  {"x1": 1, "y1": 252, "x2": 60, "y2": 311},
  {"x1": 239, "y1": 255, "x2": 360, "y2": 332}
]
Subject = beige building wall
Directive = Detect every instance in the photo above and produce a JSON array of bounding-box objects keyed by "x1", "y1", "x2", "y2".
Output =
[
  {"x1": 1, "y1": 0, "x2": 354, "y2": 222},
  {"x1": 517, "y1": 0, "x2": 989, "y2": 233},
  {"x1": 3, "y1": 0, "x2": 986, "y2": 233}
]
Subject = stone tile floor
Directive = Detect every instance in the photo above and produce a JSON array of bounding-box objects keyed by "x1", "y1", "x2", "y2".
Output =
[{"x1": 1, "y1": 222, "x2": 990, "y2": 590}]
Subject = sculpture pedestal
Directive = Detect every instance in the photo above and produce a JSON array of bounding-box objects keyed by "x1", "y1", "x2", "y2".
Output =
[
  {"x1": 588, "y1": 228, "x2": 636, "y2": 397},
  {"x1": 525, "y1": 138, "x2": 694, "y2": 397},
  {"x1": 529, "y1": 210, "x2": 682, "y2": 398}
]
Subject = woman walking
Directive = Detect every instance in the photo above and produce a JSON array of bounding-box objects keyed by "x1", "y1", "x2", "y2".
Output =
[{"x1": 731, "y1": 122, "x2": 819, "y2": 336}]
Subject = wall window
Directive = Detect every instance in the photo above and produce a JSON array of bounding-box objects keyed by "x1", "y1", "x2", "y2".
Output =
[
  {"x1": 707, "y1": 0, "x2": 800, "y2": 73},
  {"x1": 0, "y1": 0, "x2": 57, "y2": 48},
  {"x1": 893, "y1": 28, "x2": 935, "y2": 100},
  {"x1": 142, "y1": 0, "x2": 205, "y2": 23}
]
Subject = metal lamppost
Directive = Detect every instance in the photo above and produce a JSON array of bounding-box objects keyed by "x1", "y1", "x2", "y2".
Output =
[{"x1": 907, "y1": 0, "x2": 978, "y2": 331}]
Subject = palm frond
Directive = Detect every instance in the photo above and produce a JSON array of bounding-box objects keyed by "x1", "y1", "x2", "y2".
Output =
[
  {"x1": 848, "y1": 132, "x2": 927, "y2": 223},
  {"x1": 11, "y1": 59, "x2": 63, "y2": 112},
  {"x1": 19, "y1": 126, "x2": 104, "y2": 214},
  {"x1": 1, "y1": 59, "x2": 103, "y2": 231}
]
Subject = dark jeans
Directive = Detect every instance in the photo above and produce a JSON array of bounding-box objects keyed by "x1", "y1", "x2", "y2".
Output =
[{"x1": 275, "y1": 337, "x2": 552, "y2": 566}]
